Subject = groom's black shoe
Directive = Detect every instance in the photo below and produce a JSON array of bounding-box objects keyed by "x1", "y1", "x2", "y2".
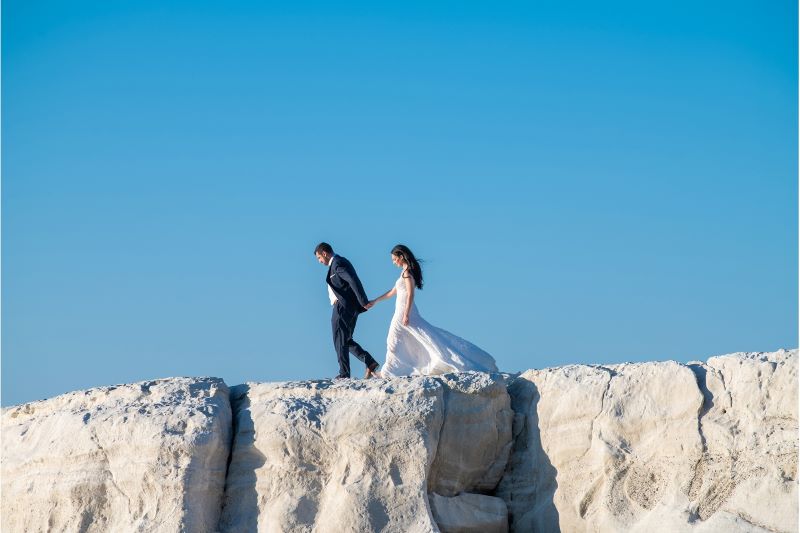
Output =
[{"x1": 333, "y1": 375, "x2": 350, "y2": 381}]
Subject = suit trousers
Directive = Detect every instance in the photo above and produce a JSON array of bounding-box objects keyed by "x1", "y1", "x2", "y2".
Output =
[{"x1": 331, "y1": 302, "x2": 376, "y2": 378}]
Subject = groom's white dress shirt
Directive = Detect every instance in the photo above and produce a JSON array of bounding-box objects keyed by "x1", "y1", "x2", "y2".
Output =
[{"x1": 327, "y1": 258, "x2": 337, "y2": 305}]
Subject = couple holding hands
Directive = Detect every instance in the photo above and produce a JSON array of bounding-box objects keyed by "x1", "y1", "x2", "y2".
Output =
[{"x1": 314, "y1": 242, "x2": 498, "y2": 380}]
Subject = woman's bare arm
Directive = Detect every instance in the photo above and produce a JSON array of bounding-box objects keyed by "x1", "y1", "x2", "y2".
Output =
[
  {"x1": 368, "y1": 286, "x2": 396, "y2": 307},
  {"x1": 402, "y1": 274, "x2": 414, "y2": 325}
]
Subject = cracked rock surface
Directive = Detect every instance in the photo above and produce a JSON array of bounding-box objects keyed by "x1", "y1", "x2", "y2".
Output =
[
  {"x1": 219, "y1": 377, "x2": 445, "y2": 533},
  {"x1": 686, "y1": 350, "x2": 798, "y2": 532},
  {"x1": 1, "y1": 377, "x2": 232, "y2": 533},
  {"x1": 498, "y1": 349, "x2": 797, "y2": 533},
  {"x1": 219, "y1": 372, "x2": 512, "y2": 533}
]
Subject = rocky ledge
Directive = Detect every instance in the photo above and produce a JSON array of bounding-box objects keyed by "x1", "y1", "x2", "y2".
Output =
[{"x1": 2, "y1": 349, "x2": 796, "y2": 532}]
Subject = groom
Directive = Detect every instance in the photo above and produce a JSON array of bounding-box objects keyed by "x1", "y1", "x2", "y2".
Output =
[{"x1": 314, "y1": 242, "x2": 380, "y2": 380}]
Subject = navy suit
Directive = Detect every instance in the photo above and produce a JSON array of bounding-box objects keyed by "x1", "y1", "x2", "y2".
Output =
[{"x1": 327, "y1": 255, "x2": 377, "y2": 378}]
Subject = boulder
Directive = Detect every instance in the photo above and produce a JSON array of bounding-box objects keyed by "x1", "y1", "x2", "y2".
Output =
[
  {"x1": 497, "y1": 350, "x2": 798, "y2": 532},
  {"x1": 219, "y1": 377, "x2": 444, "y2": 532},
  {"x1": 1, "y1": 377, "x2": 232, "y2": 533},
  {"x1": 428, "y1": 372, "x2": 514, "y2": 496},
  {"x1": 219, "y1": 373, "x2": 513, "y2": 533},
  {"x1": 684, "y1": 349, "x2": 798, "y2": 532}
]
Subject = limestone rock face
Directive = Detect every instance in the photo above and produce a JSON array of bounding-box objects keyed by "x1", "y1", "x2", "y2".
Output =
[
  {"x1": 1, "y1": 350, "x2": 794, "y2": 533},
  {"x1": 219, "y1": 372, "x2": 513, "y2": 533},
  {"x1": 1, "y1": 377, "x2": 232, "y2": 533},
  {"x1": 428, "y1": 372, "x2": 514, "y2": 496},
  {"x1": 498, "y1": 349, "x2": 798, "y2": 533},
  {"x1": 219, "y1": 377, "x2": 444, "y2": 533},
  {"x1": 686, "y1": 350, "x2": 798, "y2": 532}
]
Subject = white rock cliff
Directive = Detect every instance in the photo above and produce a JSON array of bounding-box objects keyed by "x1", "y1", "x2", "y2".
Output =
[
  {"x1": 1, "y1": 349, "x2": 796, "y2": 532},
  {"x1": 219, "y1": 372, "x2": 512, "y2": 533},
  {"x1": 498, "y1": 349, "x2": 797, "y2": 532},
  {"x1": 1, "y1": 377, "x2": 232, "y2": 532}
]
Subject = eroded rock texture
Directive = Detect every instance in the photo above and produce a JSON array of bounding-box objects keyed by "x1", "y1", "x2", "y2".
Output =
[
  {"x1": 685, "y1": 350, "x2": 798, "y2": 532},
  {"x1": 498, "y1": 349, "x2": 798, "y2": 533},
  {"x1": 219, "y1": 372, "x2": 512, "y2": 533},
  {"x1": 1, "y1": 377, "x2": 232, "y2": 533},
  {"x1": 429, "y1": 372, "x2": 513, "y2": 496}
]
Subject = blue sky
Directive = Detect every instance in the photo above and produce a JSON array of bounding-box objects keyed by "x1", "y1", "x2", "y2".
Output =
[{"x1": 3, "y1": 1, "x2": 797, "y2": 406}]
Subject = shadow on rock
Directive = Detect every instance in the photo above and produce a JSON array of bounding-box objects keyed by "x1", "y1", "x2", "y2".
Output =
[
  {"x1": 498, "y1": 377, "x2": 560, "y2": 532},
  {"x1": 218, "y1": 384, "x2": 266, "y2": 533}
]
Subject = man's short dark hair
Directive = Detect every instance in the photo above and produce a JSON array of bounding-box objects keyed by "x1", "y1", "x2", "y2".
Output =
[{"x1": 315, "y1": 242, "x2": 333, "y2": 255}]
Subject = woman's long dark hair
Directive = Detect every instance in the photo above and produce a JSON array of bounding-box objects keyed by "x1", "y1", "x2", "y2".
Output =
[{"x1": 391, "y1": 244, "x2": 424, "y2": 289}]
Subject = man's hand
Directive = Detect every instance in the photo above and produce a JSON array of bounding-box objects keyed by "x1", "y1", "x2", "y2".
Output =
[{"x1": 365, "y1": 300, "x2": 375, "y2": 310}]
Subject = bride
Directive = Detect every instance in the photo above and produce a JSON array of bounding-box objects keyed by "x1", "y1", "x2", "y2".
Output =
[{"x1": 366, "y1": 244, "x2": 498, "y2": 377}]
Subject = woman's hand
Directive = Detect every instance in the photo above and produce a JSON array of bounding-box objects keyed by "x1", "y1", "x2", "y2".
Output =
[{"x1": 402, "y1": 315, "x2": 409, "y2": 326}]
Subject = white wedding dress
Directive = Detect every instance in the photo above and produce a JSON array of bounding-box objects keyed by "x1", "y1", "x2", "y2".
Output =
[{"x1": 382, "y1": 275, "x2": 498, "y2": 377}]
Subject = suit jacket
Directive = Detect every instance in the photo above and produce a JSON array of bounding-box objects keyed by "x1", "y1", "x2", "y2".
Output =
[{"x1": 327, "y1": 255, "x2": 369, "y2": 313}]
